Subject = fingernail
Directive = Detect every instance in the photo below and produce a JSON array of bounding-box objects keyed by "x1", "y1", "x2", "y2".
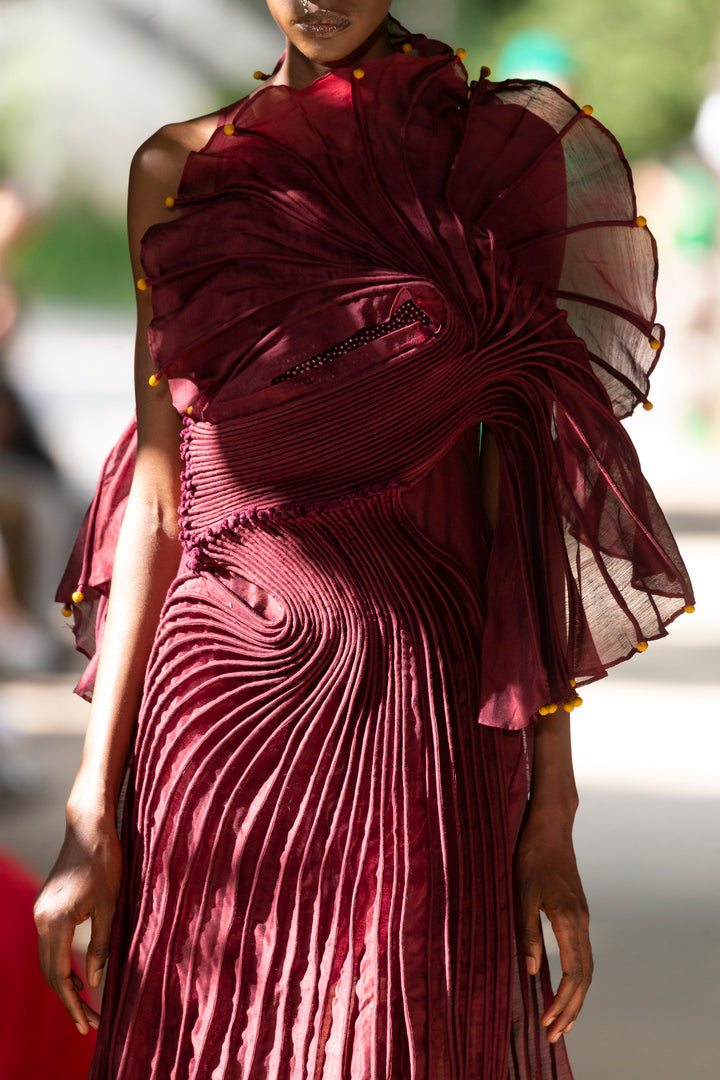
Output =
[
  {"x1": 565, "y1": 1021, "x2": 575, "y2": 1034},
  {"x1": 525, "y1": 956, "x2": 537, "y2": 976},
  {"x1": 543, "y1": 1016, "x2": 555, "y2": 1028}
]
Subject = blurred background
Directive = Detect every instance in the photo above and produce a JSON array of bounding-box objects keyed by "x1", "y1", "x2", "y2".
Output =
[{"x1": 0, "y1": 0, "x2": 718, "y2": 1076}]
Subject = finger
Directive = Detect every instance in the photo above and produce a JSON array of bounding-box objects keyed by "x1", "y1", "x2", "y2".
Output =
[
  {"x1": 543, "y1": 935, "x2": 592, "y2": 1037},
  {"x1": 45, "y1": 918, "x2": 91, "y2": 1033},
  {"x1": 36, "y1": 921, "x2": 51, "y2": 981},
  {"x1": 519, "y1": 895, "x2": 544, "y2": 977},
  {"x1": 56, "y1": 972, "x2": 92, "y2": 1034},
  {"x1": 542, "y1": 913, "x2": 593, "y2": 1040},
  {"x1": 61, "y1": 973, "x2": 102, "y2": 1033},
  {"x1": 79, "y1": 997, "x2": 102, "y2": 1031},
  {"x1": 34, "y1": 895, "x2": 55, "y2": 980},
  {"x1": 86, "y1": 903, "x2": 115, "y2": 989},
  {"x1": 545, "y1": 974, "x2": 590, "y2": 1042},
  {"x1": 71, "y1": 968, "x2": 102, "y2": 1029}
]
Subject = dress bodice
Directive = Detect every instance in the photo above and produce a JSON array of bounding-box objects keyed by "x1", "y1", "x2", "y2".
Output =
[{"x1": 58, "y1": 27, "x2": 694, "y2": 727}]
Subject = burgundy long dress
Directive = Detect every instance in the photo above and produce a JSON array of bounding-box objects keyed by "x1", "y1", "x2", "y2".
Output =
[{"x1": 58, "y1": 24, "x2": 693, "y2": 1080}]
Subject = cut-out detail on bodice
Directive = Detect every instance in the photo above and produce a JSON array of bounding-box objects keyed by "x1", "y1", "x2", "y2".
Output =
[{"x1": 270, "y1": 300, "x2": 434, "y2": 385}]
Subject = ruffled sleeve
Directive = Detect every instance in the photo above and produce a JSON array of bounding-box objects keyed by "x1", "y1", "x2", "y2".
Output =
[
  {"x1": 56, "y1": 418, "x2": 137, "y2": 701},
  {"x1": 450, "y1": 78, "x2": 694, "y2": 726}
]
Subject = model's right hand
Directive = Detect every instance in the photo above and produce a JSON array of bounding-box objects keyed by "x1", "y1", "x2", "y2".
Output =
[{"x1": 34, "y1": 813, "x2": 122, "y2": 1034}]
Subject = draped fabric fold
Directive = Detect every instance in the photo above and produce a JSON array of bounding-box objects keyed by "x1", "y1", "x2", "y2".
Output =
[{"x1": 58, "y1": 21, "x2": 693, "y2": 1080}]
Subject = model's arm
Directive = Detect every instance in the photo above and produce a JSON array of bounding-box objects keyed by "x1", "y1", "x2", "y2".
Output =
[
  {"x1": 514, "y1": 711, "x2": 592, "y2": 1043},
  {"x1": 33, "y1": 124, "x2": 208, "y2": 1034},
  {"x1": 479, "y1": 427, "x2": 593, "y2": 1044}
]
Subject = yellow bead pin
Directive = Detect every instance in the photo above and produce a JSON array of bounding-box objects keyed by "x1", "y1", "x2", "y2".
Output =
[{"x1": 71, "y1": 589, "x2": 84, "y2": 604}]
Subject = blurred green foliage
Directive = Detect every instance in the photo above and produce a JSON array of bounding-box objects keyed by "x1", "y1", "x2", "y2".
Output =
[
  {"x1": 10, "y1": 207, "x2": 132, "y2": 310},
  {"x1": 8, "y1": 0, "x2": 720, "y2": 309},
  {"x1": 449, "y1": 0, "x2": 719, "y2": 161}
]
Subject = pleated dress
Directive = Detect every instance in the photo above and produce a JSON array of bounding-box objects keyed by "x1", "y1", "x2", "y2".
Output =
[{"x1": 58, "y1": 24, "x2": 694, "y2": 1080}]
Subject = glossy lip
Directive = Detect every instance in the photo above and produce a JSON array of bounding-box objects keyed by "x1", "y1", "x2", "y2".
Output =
[{"x1": 294, "y1": 8, "x2": 351, "y2": 33}]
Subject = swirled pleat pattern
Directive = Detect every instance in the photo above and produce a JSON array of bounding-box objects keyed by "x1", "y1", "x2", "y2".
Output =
[{"x1": 92, "y1": 486, "x2": 557, "y2": 1078}]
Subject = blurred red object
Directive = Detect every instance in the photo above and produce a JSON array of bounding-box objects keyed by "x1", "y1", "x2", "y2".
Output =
[{"x1": 0, "y1": 850, "x2": 96, "y2": 1080}]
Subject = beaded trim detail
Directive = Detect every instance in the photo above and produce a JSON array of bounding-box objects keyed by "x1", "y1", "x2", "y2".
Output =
[
  {"x1": 178, "y1": 416, "x2": 413, "y2": 572},
  {"x1": 180, "y1": 483, "x2": 409, "y2": 572},
  {"x1": 271, "y1": 300, "x2": 433, "y2": 385}
]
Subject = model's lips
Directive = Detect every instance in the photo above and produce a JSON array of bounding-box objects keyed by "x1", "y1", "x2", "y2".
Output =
[{"x1": 295, "y1": 9, "x2": 351, "y2": 33}]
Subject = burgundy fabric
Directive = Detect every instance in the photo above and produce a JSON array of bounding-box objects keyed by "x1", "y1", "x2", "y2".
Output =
[
  {"x1": 0, "y1": 851, "x2": 97, "y2": 1078},
  {"x1": 55, "y1": 417, "x2": 136, "y2": 700},
  {"x1": 58, "y1": 37, "x2": 693, "y2": 724},
  {"x1": 58, "y1": 21, "x2": 693, "y2": 1080}
]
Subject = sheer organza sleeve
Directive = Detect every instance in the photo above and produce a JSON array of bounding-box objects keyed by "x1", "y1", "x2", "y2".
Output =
[{"x1": 450, "y1": 78, "x2": 694, "y2": 727}]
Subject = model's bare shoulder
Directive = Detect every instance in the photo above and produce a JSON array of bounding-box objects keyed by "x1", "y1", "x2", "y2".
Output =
[
  {"x1": 131, "y1": 112, "x2": 219, "y2": 191},
  {"x1": 127, "y1": 112, "x2": 220, "y2": 260}
]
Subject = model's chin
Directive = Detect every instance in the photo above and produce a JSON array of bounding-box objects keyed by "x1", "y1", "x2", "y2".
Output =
[
  {"x1": 292, "y1": 32, "x2": 362, "y2": 67},
  {"x1": 290, "y1": 17, "x2": 391, "y2": 68}
]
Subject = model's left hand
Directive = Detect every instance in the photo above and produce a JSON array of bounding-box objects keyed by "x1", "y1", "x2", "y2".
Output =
[{"x1": 514, "y1": 816, "x2": 593, "y2": 1044}]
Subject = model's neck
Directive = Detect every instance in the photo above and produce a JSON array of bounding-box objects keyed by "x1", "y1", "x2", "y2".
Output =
[{"x1": 274, "y1": 19, "x2": 394, "y2": 90}]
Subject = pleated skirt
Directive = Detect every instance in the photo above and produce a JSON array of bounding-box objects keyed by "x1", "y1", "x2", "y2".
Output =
[{"x1": 88, "y1": 492, "x2": 572, "y2": 1079}]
